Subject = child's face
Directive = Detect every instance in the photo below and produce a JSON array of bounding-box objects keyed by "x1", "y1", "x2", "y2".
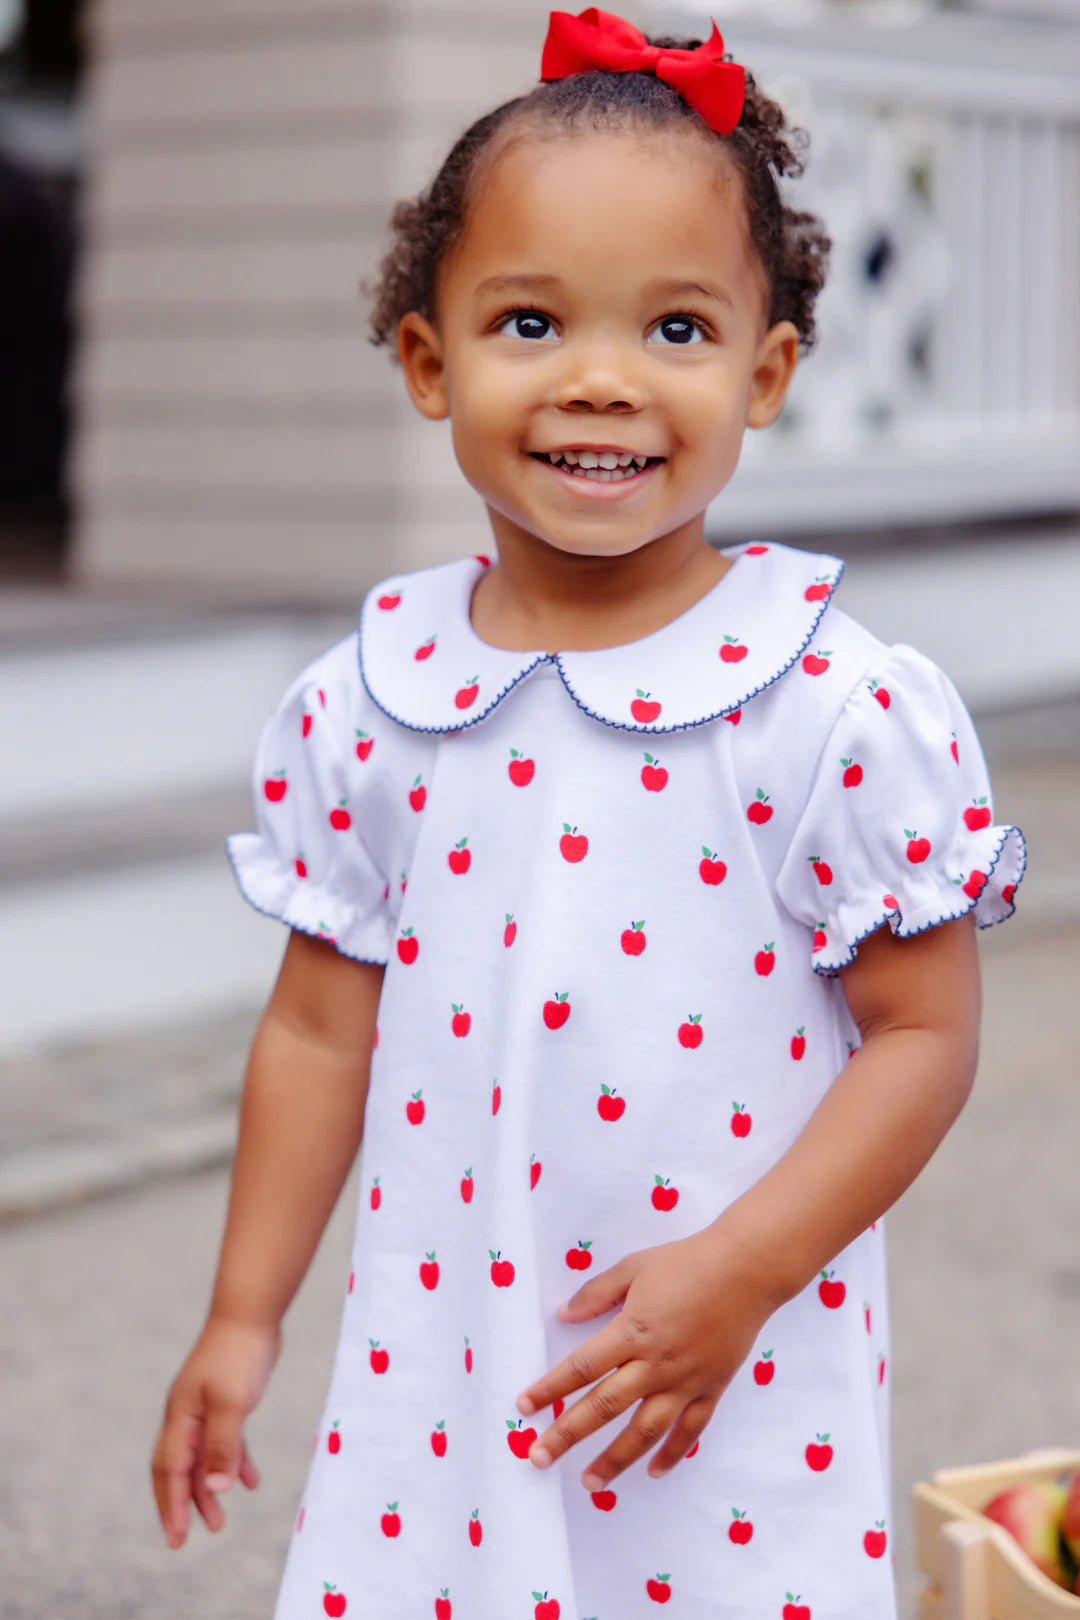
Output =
[{"x1": 398, "y1": 127, "x2": 799, "y2": 561}]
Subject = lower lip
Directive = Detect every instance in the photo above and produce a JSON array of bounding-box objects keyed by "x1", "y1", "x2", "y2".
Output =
[{"x1": 530, "y1": 456, "x2": 663, "y2": 501}]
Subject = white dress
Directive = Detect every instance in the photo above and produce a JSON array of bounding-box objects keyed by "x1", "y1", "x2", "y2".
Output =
[{"x1": 227, "y1": 539, "x2": 1025, "y2": 1620}]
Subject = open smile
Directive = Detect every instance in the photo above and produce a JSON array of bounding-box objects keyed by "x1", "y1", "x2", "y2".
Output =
[{"x1": 528, "y1": 449, "x2": 665, "y2": 499}]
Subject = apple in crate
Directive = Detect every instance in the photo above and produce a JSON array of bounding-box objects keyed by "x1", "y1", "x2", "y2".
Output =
[{"x1": 980, "y1": 1480, "x2": 1073, "y2": 1590}]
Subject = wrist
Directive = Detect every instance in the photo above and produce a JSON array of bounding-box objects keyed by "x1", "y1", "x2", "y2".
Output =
[{"x1": 699, "y1": 1212, "x2": 793, "y2": 1318}]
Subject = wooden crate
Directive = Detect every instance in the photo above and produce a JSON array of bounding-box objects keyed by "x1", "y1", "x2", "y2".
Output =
[{"x1": 913, "y1": 1446, "x2": 1080, "y2": 1619}]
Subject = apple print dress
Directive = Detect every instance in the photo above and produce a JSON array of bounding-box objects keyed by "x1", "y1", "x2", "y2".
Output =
[{"x1": 226, "y1": 539, "x2": 1026, "y2": 1620}]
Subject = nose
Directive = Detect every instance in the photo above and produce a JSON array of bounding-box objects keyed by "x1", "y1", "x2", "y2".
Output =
[{"x1": 554, "y1": 344, "x2": 642, "y2": 414}]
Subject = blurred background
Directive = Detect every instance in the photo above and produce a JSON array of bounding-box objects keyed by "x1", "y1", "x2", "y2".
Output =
[{"x1": 1, "y1": 1, "x2": 1078, "y2": 1616}]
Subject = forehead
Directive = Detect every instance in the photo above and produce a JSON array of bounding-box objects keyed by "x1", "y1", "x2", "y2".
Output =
[{"x1": 443, "y1": 126, "x2": 759, "y2": 310}]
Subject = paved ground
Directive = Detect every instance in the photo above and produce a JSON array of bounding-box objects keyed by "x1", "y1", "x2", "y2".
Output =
[{"x1": 2, "y1": 754, "x2": 1078, "y2": 1618}]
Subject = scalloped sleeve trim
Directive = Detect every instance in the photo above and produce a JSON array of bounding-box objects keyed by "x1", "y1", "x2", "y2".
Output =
[{"x1": 227, "y1": 832, "x2": 392, "y2": 965}]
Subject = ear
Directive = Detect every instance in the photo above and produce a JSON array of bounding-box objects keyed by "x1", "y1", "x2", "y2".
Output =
[
  {"x1": 397, "y1": 311, "x2": 450, "y2": 421},
  {"x1": 746, "y1": 319, "x2": 800, "y2": 430}
]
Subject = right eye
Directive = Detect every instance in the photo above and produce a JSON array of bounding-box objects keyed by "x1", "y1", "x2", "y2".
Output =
[{"x1": 495, "y1": 310, "x2": 558, "y2": 341}]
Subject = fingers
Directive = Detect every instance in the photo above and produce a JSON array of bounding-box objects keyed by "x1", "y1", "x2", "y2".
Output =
[
  {"x1": 152, "y1": 1406, "x2": 201, "y2": 1549},
  {"x1": 517, "y1": 1315, "x2": 637, "y2": 1417},
  {"x1": 203, "y1": 1397, "x2": 246, "y2": 1493},
  {"x1": 154, "y1": 1398, "x2": 259, "y2": 1550},
  {"x1": 579, "y1": 1389, "x2": 686, "y2": 1490},
  {"x1": 645, "y1": 1393, "x2": 718, "y2": 1478},
  {"x1": 526, "y1": 1363, "x2": 653, "y2": 1470}
]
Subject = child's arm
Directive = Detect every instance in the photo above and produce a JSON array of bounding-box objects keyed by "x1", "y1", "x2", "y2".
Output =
[
  {"x1": 514, "y1": 912, "x2": 980, "y2": 1489},
  {"x1": 712, "y1": 906, "x2": 981, "y2": 1308},
  {"x1": 152, "y1": 930, "x2": 383, "y2": 1549}
]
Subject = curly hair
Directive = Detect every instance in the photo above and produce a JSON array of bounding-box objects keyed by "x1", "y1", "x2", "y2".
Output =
[{"x1": 363, "y1": 33, "x2": 831, "y2": 357}]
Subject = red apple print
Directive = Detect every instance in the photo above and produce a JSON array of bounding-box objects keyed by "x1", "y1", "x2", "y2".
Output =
[
  {"x1": 506, "y1": 1418, "x2": 537, "y2": 1457},
  {"x1": 327, "y1": 1420, "x2": 341, "y2": 1455},
  {"x1": 747, "y1": 788, "x2": 772, "y2": 824},
  {"x1": 754, "y1": 942, "x2": 775, "y2": 976},
  {"x1": 317, "y1": 688, "x2": 326, "y2": 707},
  {"x1": 294, "y1": 855, "x2": 307, "y2": 879},
  {"x1": 431, "y1": 1420, "x2": 447, "y2": 1457},
  {"x1": 489, "y1": 1250, "x2": 515, "y2": 1287},
  {"x1": 841, "y1": 757, "x2": 863, "y2": 787},
  {"x1": 566, "y1": 1240, "x2": 592, "y2": 1270},
  {"x1": 315, "y1": 919, "x2": 336, "y2": 944},
  {"x1": 406, "y1": 1090, "x2": 425, "y2": 1124},
  {"x1": 532, "y1": 1595, "x2": 560, "y2": 1620},
  {"x1": 641, "y1": 752, "x2": 668, "y2": 791},
  {"x1": 963, "y1": 796, "x2": 991, "y2": 830},
  {"x1": 381, "y1": 1502, "x2": 401, "y2": 1537},
  {"x1": 802, "y1": 648, "x2": 831, "y2": 676},
  {"x1": 553, "y1": 1397, "x2": 564, "y2": 1420},
  {"x1": 783, "y1": 1596, "x2": 810, "y2": 1620},
  {"x1": 400, "y1": 870, "x2": 407, "y2": 894},
  {"x1": 397, "y1": 928, "x2": 418, "y2": 964},
  {"x1": 454, "y1": 676, "x2": 480, "y2": 709},
  {"x1": 377, "y1": 592, "x2": 401, "y2": 610},
  {"x1": 621, "y1": 920, "x2": 646, "y2": 955},
  {"x1": 597, "y1": 1084, "x2": 625, "y2": 1121},
  {"x1": 370, "y1": 1178, "x2": 381, "y2": 1210},
  {"x1": 723, "y1": 707, "x2": 742, "y2": 724},
  {"x1": 878, "y1": 1352, "x2": 886, "y2": 1385},
  {"x1": 560, "y1": 823, "x2": 588, "y2": 861},
  {"x1": 678, "y1": 1013, "x2": 703, "y2": 1049},
  {"x1": 323, "y1": 1585, "x2": 346, "y2": 1617},
  {"x1": 1002, "y1": 882, "x2": 1016, "y2": 904},
  {"x1": 753, "y1": 1350, "x2": 774, "y2": 1385},
  {"x1": 720, "y1": 634, "x2": 747, "y2": 662},
  {"x1": 651, "y1": 1175, "x2": 679, "y2": 1212},
  {"x1": 469, "y1": 1507, "x2": 482, "y2": 1544},
  {"x1": 530, "y1": 1154, "x2": 541, "y2": 1190},
  {"x1": 369, "y1": 1339, "x2": 389, "y2": 1374},
  {"x1": 543, "y1": 992, "x2": 571, "y2": 1029},
  {"x1": 464, "y1": 1336, "x2": 472, "y2": 1373},
  {"x1": 686, "y1": 1440, "x2": 699, "y2": 1457},
  {"x1": 951, "y1": 734, "x2": 959, "y2": 764},
  {"x1": 414, "y1": 635, "x2": 437, "y2": 661},
  {"x1": 491, "y1": 1080, "x2": 501, "y2": 1115},
  {"x1": 905, "y1": 828, "x2": 931, "y2": 863},
  {"x1": 812, "y1": 924, "x2": 827, "y2": 953},
  {"x1": 420, "y1": 1251, "x2": 439, "y2": 1290},
  {"x1": 869, "y1": 679, "x2": 890, "y2": 708},
  {"x1": 883, "y1": 894, "x2": 899, "y2": 911},
  {"x1": 508, "y1": 749, "x2": 535, "y2": 786},
  {"x1": 504, "y1": 913, "x2": 517, "y2": 947},
  {"x1": 327, "y1": 800, "x2": 351, "y2": 831},
  {"x1": 631, "y1": 689, "x2": 662, "y2": 722},
  {"x1": 263, "y1": 770, "x2": 287, "y2": 802},
  {"x1": 818, "y1": 1269, "x2": 846, "y2": 1308},
  {"x1": 806, "y1": 1433, "x2": 833, "y2": 1470},
  {"x1": 728, "y1": 1508, "x2": 753, "y2": 1544},
  {"x1": 355, "y1": 730, "x2": 373, "y2": 761},
  {"x1": 409, "y1": 775, "x2": 426, "y2": 812},
  {"x1": 699, "y1": 847, "x2": 727, "y2": 885},
  {"x1": 864, "y1": 1300, "x2": 871, "y2": 1333},
  {"x1": 646, "y1": 1574, "x2": 672, "y2": 1603},
  {"x1": 457, "y1": 1168, "x2": 473, "y2": 1204},
  {"x1": 864, "y1": 1521, "x2": 887, "y2": 1558},
  {"x1": 451, "y1": 1004, "x2": 471, "y2": 1037},
  {"x1": 435, "y1": 1590, "x2": 451, "y2": 1620},
  {"x1": 730, "y1": 1102, "x2": 751, "y2": 1137},
  {"x1": 808, "y1": 855, "x2": 833, "y2": 886},
  {"x1": 791, "y1": 1027, "x2": 806, "y2": 1060},
  {"x1": 746, "y1": 543, "x2": 769, "y2": 555},
  {"x1": 805, "y1": 576, "x2": 833, "y2": 601},
  {"x1": 298, "y1": 1504, "x2": 305, "y2": 1532},
  {"x1": 956, "y1": 869, "x2": 988, "y2": 901},
  {"x1": 474, "y1": 553, "x2": 491, "y2": 566},
  {"x1": 592, "y1": 1488, "x2": 617, "y2": 1510},
  {"x1": 301, "y1": 708, "x2": 313, "y2": 739},
  {"x1": 448, "y1": 837, "x2": 471, "y2": 874}
]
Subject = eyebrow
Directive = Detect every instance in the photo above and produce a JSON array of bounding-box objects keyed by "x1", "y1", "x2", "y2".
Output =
[{"x1": 474, "y1": 272, "x2": 734, "y2": 310}]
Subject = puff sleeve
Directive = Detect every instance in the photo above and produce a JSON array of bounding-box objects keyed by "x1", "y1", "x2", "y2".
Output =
[
  {"x1": 776, "y1": 644, "x2": 1026, "y2": 975},
  {"x1": 226, "y1": 650, "x2": 393, "y2": 964}
]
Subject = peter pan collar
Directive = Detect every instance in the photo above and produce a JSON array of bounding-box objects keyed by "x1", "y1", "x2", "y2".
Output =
[{"x1": 358, "y1": 540, "x2": 845, "y2": 735}]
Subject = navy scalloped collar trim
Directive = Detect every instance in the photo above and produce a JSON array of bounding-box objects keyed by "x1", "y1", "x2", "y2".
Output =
[{"x1": 357, "y1": 541, "x2": 846, "y2": 735}]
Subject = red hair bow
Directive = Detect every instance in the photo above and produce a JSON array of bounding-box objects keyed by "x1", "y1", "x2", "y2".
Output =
[{"x1": 540, "y1": 7, "x2": 745, "y2": 135}]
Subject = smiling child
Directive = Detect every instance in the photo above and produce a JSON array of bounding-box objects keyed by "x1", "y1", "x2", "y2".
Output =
[{"x1": 151, "y1": 11, "x2": 1025, "y2": 1618}]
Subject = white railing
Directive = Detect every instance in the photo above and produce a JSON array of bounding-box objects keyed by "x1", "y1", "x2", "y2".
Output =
[{"x1": 653, "y1": 2, "x2": 1080, "y2": 535}]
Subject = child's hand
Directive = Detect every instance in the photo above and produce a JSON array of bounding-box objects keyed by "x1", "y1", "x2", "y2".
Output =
[
  {"x1": 515, "y1": 1225, "x2": 778, "y2": 1492},
  {"x1": 151, "y1": 1316, "x2": 282, "y2": 1549}
]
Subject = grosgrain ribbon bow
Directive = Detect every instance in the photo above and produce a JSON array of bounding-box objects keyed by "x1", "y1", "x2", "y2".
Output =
[{"x1": 540, "y1": 7, "x2": 745, "y2": 135}]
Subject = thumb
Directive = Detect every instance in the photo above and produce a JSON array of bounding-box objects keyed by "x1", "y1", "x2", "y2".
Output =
[
  {"x1": 203, "y1": 1404, "x2": 244, "y2": 1492},
  {"x1": 558, "y1": 1257, "x2": 631, "y2": 1322}
]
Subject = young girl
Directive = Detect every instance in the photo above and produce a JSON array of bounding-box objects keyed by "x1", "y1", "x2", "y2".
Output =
[{"x1": 151, "y1": 10, "x2": 1026, "y2": 1617}]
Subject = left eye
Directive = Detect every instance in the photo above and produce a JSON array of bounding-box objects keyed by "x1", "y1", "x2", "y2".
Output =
[
  {"x1": 647, "y1": 316, "x2": 706, "y2": 346},
  {"x1": 499, "y1": 312, "x2": 557, "y2": 341}
]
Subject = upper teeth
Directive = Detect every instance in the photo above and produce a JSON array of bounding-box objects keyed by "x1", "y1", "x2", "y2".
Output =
[{"x1": 546, "y1": 450, "x2": 648, "y2": 469}]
